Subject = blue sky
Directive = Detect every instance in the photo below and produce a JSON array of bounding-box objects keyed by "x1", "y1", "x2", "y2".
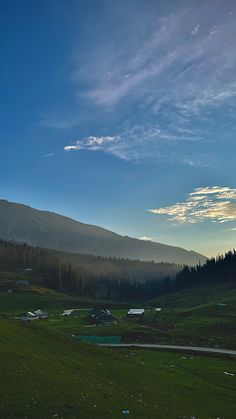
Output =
[{"x1": 1, "y1": 0, "x2": 236, "y2": 256}]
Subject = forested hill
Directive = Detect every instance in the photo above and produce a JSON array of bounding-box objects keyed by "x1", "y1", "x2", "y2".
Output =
[
  {"x1": 0, "y1": 199, "x2": 206, "y2": 265},
  {"x1": 176, "y1": 250, "x2": 236, "y2": 291},
  {"x1": 0, "y1": 239, "x2": 179, "y2": 301}
]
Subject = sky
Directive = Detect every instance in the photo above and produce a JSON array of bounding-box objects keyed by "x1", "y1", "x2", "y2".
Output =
[{"x1": 0, "y1": 0, "x2": 236, "y2": 257}]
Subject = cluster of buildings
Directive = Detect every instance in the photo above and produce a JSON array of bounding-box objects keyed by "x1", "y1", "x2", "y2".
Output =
[
  {"x1": 15, "y1": 309, "x2": 48, "y2": 321},
  {"x1": 87, "y1": 307, "x2": 161, "y2": 324},
  {"x1": 15, "y1": 305, "x2": 162, "y2": 323}
]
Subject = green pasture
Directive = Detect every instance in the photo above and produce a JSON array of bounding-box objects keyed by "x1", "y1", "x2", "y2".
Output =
[{"x1": 0, "y1": 318, "x2": 236, "y2": 419}]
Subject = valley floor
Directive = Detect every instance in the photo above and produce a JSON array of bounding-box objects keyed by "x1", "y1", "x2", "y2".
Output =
[{"x1": 0, "y1": 280, "x2": 236, "y2": 418}]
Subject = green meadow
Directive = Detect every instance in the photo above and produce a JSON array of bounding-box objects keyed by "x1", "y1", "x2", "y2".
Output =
[
  {"x1": 0, "y1": 318, "x2": 236, "y2": 419},
  {"x1": 1, "y1": 272, "x2": 236, "y2": 418}
]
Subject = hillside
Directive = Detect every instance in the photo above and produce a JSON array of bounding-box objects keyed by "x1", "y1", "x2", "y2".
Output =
[
  {"x1": 0, "y1": 240, "x2": 180, "y2": 301},
  {"x1": 0, "y1": 199, "x2": 206, "y2": 265}
]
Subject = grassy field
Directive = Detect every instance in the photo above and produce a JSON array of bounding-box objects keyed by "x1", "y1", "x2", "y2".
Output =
[
  {"x1": 0, "y1": 317, "x2": 236, "y2": 419},
  {"x1": 1, "y1": 271, "x2": 236, "y2": 418},
  {"x1": 13, "y1": 283, "x2": 234, "y2": 350},
  {"x1": 1, "y1": 275, "x2": 236, "y2": 349}
]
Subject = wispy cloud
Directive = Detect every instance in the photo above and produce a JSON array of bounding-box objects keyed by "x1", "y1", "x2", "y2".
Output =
[
  {"x1": 64, "y1": 135, "x2": 127, "y2": 159},
  {"x1": 63, "y1": 126, "x2": 212, "y2": 162},
  {"x1": 44, "y1": 153, "x2": 55, "y2": 158},
  {"x1": 76, "y1": 5, "x2": 236, "y2": 114},
  {"x1": 148, "y1": 186, "x2": 236, "y2": 223},
  {"x1": 68, "y1": 3, "x2": 236, "y2": 161}
]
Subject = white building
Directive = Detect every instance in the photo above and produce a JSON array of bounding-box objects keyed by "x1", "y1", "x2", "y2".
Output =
[{"x1": 127, "y1": 309, "x2": 144, "y2": 316}]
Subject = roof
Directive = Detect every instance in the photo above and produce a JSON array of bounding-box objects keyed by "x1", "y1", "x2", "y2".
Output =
[
  {"x1": 128, "y1": 309, "x2": 144, "y2": 315},
  {"x1": 28, "y1": 311, "x2": 37, "y2": 317}
]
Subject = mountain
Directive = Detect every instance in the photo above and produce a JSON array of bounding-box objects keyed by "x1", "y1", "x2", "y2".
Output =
[{"x1": 0, "y1": 199, "x2": 206, "y2": 265}]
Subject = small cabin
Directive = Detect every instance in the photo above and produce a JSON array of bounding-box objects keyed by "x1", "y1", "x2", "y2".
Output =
[
  {"x1": 15, "y1": 312, "x2": 35, "y2": 321},
  {"x1": 34, "y1": 309, "x2": 48, "y2": 319},
  {"x1": 15, "y1": 309, "x2": 48, "y2": 321},
  {"x1": 127, "y1": 309, "x2": 144, "y2": 318},
  {"x1": 88, "y1": 308, "x2": 116, "y2": 325}
]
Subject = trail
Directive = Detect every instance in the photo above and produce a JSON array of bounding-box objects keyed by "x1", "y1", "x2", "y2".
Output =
[{"x1": 99, "y1": 343, "x2": 236, "y2": 356}]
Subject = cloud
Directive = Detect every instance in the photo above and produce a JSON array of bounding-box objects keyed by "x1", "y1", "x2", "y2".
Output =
[
  {"x1": 138, "y1": 236, "x2": 153, "y2": 241},
  {"x1": 39, "y1": 3, "x2": 236, "y2": 164},
  {"x1": 76, "y1": 5, "x2": 236, "y2": 114},
  {"x1": 44, "y1": 153, "x2": 55, "y2": 157},
  {"x1": 63, "y1": 126, "x2": 197, "y2": 160},
  {"x1": 191, "y1": 24, "x2": 200, "y2": 35},
  {"x1": 67, "y1": 3, "x2": 236, "y2": 161},
  {"x1": 63, "y1": 125, "x2": 212, "y2": 162},
  {"x1": 148, "y1": 186, "x2": 236, "y2": 223},
  {"x1": 64, "y1": 135, "x2": 127, "y2": 158},
  {"x1": 64, "y1": 144, "x2": 82, "y2": 151}
]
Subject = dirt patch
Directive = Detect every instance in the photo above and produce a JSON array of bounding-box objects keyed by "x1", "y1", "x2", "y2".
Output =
[{"x1": 142, "y1": 321, "x2": 175, "y2": 331}]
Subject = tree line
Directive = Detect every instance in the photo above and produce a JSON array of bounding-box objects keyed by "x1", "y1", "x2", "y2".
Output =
[
  {"x1": 1, "y1": 239, "x2": 234, "y2": 301},
  {"x1": 0, "y1": 239, "x2": 178, "y2": 301},
  {"x1": 176, "y1": 249, "x2": 236, "y2": 290}
]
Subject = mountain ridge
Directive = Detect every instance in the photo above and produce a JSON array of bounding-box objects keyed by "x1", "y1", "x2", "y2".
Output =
[{"x1": 0, "y1": 199, "x2": 206, "y2": 265}]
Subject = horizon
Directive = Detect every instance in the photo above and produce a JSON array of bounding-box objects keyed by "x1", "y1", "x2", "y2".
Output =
[{"x1": 1, "y1": 0, "x2": 236, "y2": 257}]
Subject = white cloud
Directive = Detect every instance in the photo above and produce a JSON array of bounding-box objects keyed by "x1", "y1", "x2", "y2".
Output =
[
  {"x1": 148, "y1": 186, "x2": 236, "y2": 224},
  {"x1": 138, "y1": 236, "x2": 153, "y2": 241},
  {"x1": 63, "y1": 125, "x2": 212, "y2": 161},
  {"x1": 191, "y1": 24, "x2": 200, "y2": 35},
  {"x1": 64, "y1": 135, "x2": 126, "y2": 158},
  {"x1": 64, "y1": 145, "x2": 82, "y2": 151}
]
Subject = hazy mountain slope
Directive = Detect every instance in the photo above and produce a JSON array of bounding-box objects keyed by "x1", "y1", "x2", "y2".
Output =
[{"x1": 0, "y1": 199, "x2": 206, "y2": 265}]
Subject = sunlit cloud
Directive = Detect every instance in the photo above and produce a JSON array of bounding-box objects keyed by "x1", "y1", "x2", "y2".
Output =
[
  {"x1": 138, "y1": 236, "x2": 154, "y2": 241},
  {"x1": 149, "y1": 186, "x2": 236, "y2": 223}
]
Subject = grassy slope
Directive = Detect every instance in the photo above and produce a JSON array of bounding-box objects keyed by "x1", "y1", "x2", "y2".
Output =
[
  {"x1": 1, "y1": 277, "x2": 236, "y2": 418},
  {"x1": 0, "y1": 318, "x2": 236, "y2": 419},
  {"x1": 144, "y1": 284, "x2": 236, "y2": 348}
]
